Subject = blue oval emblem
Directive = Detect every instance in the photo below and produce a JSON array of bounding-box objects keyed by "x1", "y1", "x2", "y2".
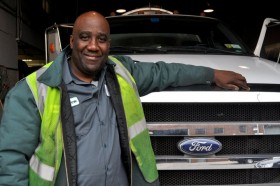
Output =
[{"x1": 177, "y1": 138, "x2": 222, "y2": 156}]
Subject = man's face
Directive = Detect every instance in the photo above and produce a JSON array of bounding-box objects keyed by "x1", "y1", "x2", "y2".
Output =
[{"x1": 70, "y1": 13, "x2": 110, "y2": 81}]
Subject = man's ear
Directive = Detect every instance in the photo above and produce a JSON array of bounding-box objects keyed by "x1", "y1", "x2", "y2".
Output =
[{"x1": 70, "y1": 35, "x2": 73, "y2": 49}]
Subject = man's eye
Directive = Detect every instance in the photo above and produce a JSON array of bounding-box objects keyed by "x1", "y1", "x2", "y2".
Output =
[
  {"x1": 98, "y1": 36, "x2": 108, "y2": 43},
  {"x1": 80, "y1": 34, "x2": 89, "y2": 41}
]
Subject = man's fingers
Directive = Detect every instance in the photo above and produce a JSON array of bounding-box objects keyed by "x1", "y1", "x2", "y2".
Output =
[
  {"x1": 234, "y1": 78, "x2": 250, "y2": 90},
  {"x1": 223, "y1": 84, "x2": 239, "y2": 91},
  {"x1": 240, "y1": 83, "x2": 250, "y2": 91}
]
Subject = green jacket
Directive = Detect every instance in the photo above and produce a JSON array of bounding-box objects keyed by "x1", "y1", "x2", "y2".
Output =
[{"x1": 0, "y1": 48, "x2": 214, "y2": 186}]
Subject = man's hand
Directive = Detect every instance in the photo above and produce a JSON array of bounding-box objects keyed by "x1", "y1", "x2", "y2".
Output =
[{"x1": 213, "y1": 70, "x2": 250, "y2": 90}]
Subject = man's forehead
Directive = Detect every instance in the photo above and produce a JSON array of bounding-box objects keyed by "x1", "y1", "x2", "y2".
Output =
[{"x1": 74, "y1": 16, "x2": 109, "y2": 34}]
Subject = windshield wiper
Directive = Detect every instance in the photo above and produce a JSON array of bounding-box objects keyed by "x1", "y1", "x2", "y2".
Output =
[
  {"x1": 110, "y1": 45, "x2": 247, "y2": 55},
  {"x1": 162, "y1": 45, "x2": 247, "y2": 55},
  {"x1": 110, "y1": 46, "x2": 168, "y2": 54}
]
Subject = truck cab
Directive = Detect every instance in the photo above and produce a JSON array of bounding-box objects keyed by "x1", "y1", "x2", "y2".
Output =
[{"x1": 45, "y1": 8, "x2": 280, "y2": 186}]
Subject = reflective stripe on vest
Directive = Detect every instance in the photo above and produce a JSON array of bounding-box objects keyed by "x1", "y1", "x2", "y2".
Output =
[
  {"x1": 29, "y1": 155, "x2": 55, "y2": 181},
  {"x1": 26, "y1": 62, "x2": 63, "y2": 186},
  {"x1": 109, "y1": 56, "x2": 158, "y2": 182}
]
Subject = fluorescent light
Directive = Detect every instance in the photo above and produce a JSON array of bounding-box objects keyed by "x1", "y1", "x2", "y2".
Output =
[
  {"x1": 204, "y1": 2, "x2": 214, "y2": 13},
  {"x1": 22, "y1": 59, "x2": 32, "y2": 61},
  {"x1": 204, "y1": 8, "x2": 214, "y2": 13},
  {"x1": 116, "y1": 9, "x2": 126, "y2": 13}
]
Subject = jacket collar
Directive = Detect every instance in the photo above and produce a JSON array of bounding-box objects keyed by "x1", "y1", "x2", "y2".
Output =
[{"x1": 37, "y1": 46, "x2": 68, "y2": 87}]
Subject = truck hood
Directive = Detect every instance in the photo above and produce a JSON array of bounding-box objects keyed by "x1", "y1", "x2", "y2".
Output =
[{"x1": 127, "y1": 54, "x2": 280, "y2": 84}]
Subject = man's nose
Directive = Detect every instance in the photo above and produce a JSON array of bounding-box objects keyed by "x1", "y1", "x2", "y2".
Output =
[{"x1": 88, "y1": 39, "x2": 99, "y2": 50}]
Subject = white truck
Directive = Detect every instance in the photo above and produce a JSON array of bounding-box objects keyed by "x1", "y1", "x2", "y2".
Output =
[{"x1": 45, "y1": 8, "x2": 280, "y2": 186}]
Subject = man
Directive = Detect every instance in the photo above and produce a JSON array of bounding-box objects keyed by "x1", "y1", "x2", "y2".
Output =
[{"x1": 0, "y1": 11, "x2": 249, "y2": 186}]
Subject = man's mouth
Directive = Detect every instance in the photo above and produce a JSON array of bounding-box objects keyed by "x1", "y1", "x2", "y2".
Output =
[{"x1": 84, "y1": 54, "x2": 101, "y2": 60}]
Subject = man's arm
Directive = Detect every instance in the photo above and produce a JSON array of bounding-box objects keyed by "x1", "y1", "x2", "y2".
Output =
[
  {"x1": 113, "y1": 55, "x2": 249, "y2": 96},
  {"x1": 113, "y1": 55, "x2": 214, "y2": 96},
  {"x1": 0, "y1": 80, "x2": 41, "y2": 186}
]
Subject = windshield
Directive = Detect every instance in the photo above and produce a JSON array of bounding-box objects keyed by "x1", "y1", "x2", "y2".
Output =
[{"x1": 108, "y1": 15, "x2": 252, "y2": 55}]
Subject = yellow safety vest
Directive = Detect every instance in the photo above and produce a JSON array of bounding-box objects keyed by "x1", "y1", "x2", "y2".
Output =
[{"x1": 26, "y1": 56, "x2": 158, "y2": 185}]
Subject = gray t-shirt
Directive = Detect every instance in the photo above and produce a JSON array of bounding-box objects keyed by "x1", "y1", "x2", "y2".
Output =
[{"x1": 63, "y1": 61, "x2": 129, "y2": 186}]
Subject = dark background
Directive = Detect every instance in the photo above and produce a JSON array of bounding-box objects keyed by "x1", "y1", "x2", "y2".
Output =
[{"x1": 11, "y1": 0, "x2": 280, "y2": 59}]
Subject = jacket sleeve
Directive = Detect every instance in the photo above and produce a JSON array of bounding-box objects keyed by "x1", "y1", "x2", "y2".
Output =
[
  {"x1": 0, "y1": 79, "x2": 41, "y2": 186},
  {"x1": 113, "y1": 55, "x2": 214, "y2": 96}
]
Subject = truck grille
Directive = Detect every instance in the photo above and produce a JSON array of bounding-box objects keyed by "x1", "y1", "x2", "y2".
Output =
[
  {"x1": 159, "y1": 169, "x2": 280, "y2": 185},
  {"x1": 143, "y1": 102, "x2": 280, "y2": 122},
  {"x1": 143, "y1": 102, "x2": 280, "y2": 185}
]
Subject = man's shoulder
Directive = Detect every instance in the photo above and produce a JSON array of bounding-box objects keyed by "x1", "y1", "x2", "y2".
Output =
[
  {"x1": 109, "y1": 55, "x2": 135, "y2": 71},
  {"x1": 4, "y1": 78, "x2": 31, "y2": 102}
]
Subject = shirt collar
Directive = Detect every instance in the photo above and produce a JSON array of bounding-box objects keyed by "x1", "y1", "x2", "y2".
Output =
[{"x1": 62, "y1": 58, "x2": 108, "y2": 86}]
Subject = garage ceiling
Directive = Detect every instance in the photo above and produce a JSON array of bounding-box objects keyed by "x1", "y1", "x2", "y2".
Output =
[
  {"x1": 4, "y1": 0, "x2": 279, "y2": 63},
  {"x1": 20, "y1": 0, "x2": 279, "y2": 28}
]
